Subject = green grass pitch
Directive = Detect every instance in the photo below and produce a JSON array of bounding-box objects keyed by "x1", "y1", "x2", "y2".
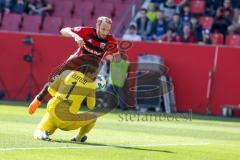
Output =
[{"x1": 0, "y1": 102, "x2": 240, "y2": 160}]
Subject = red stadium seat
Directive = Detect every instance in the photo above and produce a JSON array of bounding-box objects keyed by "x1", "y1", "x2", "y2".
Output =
[
  {"x1": 210, "y1": 33, "x2": 224, "y2": 45},
  {"x1": 110, "y1": 20, "x2": 119, "y2": 32},
  {"x1": 135, "y1": 0, "x2": 144, "y2": 9},
  {"x1": 91, "y1": 0, "x2": 103, "y2": 4},
  {"x1": 199, "y1": 16, "x2": 214, "y2": 30},
  {"x1": 63, "y1": 18, "x2": 83, "y2": 27},
  {"x1": 122, "y1": 0, "x2": 133, "y2": 4},
  {"x1": 0, "y1": 13, "x2": 2, "y2": 25},
  {"x1": 41, "y1": 17, "x2": 62, "y2": 34},
  {"x1": 0, "y1": 13, "x2": 22, "y2": 32},
  {"x1": 73, "y1": 1, "x2": 94, "y2": 20},
  {"x1": 93, "y1": 3, "x2": 114, "y2": 19},
  {"x1": 226, "y1": 34, "x2": 240, "y2": 46},
  {"x1": 46, "y1": 0, "x2": 54, "y2": 5},
  {"x1": 21, "y1": 15, "x2": 42, "y2": 33},
  {"x1": 113, "y1": 4, "x2": 132, "y2": 37},
  {"x1": 190, "y1": 0, "x2": 205, "y2": 14},
  {"x1": 84, "y1": 19, "x2": 96, "y2": 28},
  {"x1": 52, "y1": 0, "x2": 74, "y2": 19},
  {"x1": 104, "y1": 0, "x2": 120, "y2": 6},
  {"x1": 114, "y1": 3, "x2": 131, "y2": 18},
  {"x1": 175, "y1": 0, "x2": 183, "y2": 5}
]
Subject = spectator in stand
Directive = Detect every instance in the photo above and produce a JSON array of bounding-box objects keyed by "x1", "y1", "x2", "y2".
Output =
[
  {"x1": 151, "y1": 0, "x2": 166, "y2": 6},
  {"x1": 161, "y1": 28, "x2": 178, "y2": 42},
  {"x1": 191, "y1": 17, "x2": 203, "y2": 42},
  {"x1": 0, "y1": 0, "x2": 11, "y2": 13},
  {"x1": 219, "y1": 0, "x2": 233, "y2": 21},
  {"x1": 231, "y1": 0, "x2": 240, "y2": 10},
  {"x1": 159, "y1": 0, "x2": 179, "y2": 22},
  {"x1": 175, "y1": 0, "x2": 188, "y2": 7},
  {"x1": 228, "y1": 9, "x2": 240, "y2": 34},
  {"x1": 198, "y1": 29, "x2": 212, "y2": 45},
  {"x1": 146, "y1": 3, "x2": 157, "y2": 22},
  {"x1": 122, "y1": 24, "x2": 142, "y2": 41},
  {"x1": 205, "y1": 0, "x2": 226, "y2": 16},
  {"x1": 11, "y1": 0, "x2": 28, "y2": 14},
  {"x1": 168, "y1": 13, "x2": 182, "y2": 35},
  {"x1": 211, "y1": 7, "x2": 232, "y2": 37},
  {"x1": 179, "y1": 24, "x2": 196, "y2": 43},
  {"x1": 28, "y1": 0, "x2": 52, "y2": 16},
  {"x1": 211, "y1": 0, "x2": 224, "y2": 11},
  {"x1": 151, "y1": 10, "x2": 167, "y2": 41},
  {"x1": 180, "y1": 4, "x2": 191, "y2": 25},
  {"x1": 0, "y1": 0, "x2": 6, "y2": 12},
  {"x1": 136, "y1": 8, "x2": 152, "y2": 40},
  {"x1": 204, "y1": 0, "x2": 216, "y2": 16}
]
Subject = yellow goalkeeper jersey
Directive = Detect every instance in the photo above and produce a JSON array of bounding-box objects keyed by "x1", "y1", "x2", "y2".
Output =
[{"x1": 47, "y1": 70, "x2": 96, "y2": 114}]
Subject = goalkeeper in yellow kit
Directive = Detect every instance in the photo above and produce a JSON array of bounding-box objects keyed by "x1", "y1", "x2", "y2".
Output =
[{"x1": 34, "y1": 65, "x2": 98, "y2": 142}]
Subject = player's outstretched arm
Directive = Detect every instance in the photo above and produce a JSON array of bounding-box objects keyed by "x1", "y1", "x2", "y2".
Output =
[
  {"x1": 60, "y1": 27, "x2": 84, "y2": 48},
  {"x1": 87, "y1": 89, "x2": 96, "y2": 110},
  {"x1": 60, "y1": 27, "x2": 77, "y2": 37}
]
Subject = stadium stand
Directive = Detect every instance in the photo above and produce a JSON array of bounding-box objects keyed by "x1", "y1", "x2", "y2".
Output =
[
  {"x1": 63, "y1": 18, "x2": 83, "y2": 28},
  {"x1": 21, "y1": 14, "x2": 42, "y2": 33},
  {"x1": 51, "y1": 0, "x2": 74, "y2": 19},
  {"x1": 92, "y1": 3, "x2": 114, "y2": 19},
  {"x1": 226, "y1": 34, "x2": 240, "y2": 46},
  {"x1": 210, "y1": 33, "x2": 224, "y2": 45},
  {"x1": 0, "y1": 0, "x2": 138, "y2": 36},
  {"x1": 199, "y1": 16, "x2": 214, "y2": 30},
  {"x1": 0, "y1": 0, "x2": 240, "y2": 47},
  {"x1": 190, "y1": 0, "x2": 205, "y2": 14},
  {"x1": 73, "y1": 1, "x2": 94, "y2": 21},
  {"x1": 41, "y1": 16, "x2": 62, "y2": 34},
  {"x1": 0, "y1": 13, "x2": 21, "y2": 32}
]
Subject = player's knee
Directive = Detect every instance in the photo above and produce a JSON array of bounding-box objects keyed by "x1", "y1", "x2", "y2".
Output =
[{"x1": 90, "y1": 119, "x2": 97, "y2": 124}]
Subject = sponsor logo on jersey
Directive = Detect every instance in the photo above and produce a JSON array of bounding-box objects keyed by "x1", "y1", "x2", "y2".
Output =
[{"x1": 83, "y1": 46, "x2": 103, "y2": 56}]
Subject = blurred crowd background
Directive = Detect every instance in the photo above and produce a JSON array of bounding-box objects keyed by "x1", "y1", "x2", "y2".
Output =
[{"x1": 0, "y1": 0, "x2": 240, "y2": 46}]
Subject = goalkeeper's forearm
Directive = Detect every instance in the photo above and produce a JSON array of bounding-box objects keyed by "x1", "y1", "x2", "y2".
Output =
[{"x1": 87, "y1": 98, "x2": 96, "y2": 110}]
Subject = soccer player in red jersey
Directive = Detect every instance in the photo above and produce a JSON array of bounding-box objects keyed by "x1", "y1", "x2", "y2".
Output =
[{"x1": 28, "y1": 16, "x2": 120, "y2": 114}]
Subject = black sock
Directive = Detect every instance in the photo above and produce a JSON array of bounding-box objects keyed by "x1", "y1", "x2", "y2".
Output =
[{"x1": 36, "y1": 82, "x2": 50, "y2": 101}]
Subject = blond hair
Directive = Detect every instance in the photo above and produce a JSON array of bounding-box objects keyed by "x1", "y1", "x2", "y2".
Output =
[{"x1": 97, "y1": 16, "x2": 112, "y2": 25}]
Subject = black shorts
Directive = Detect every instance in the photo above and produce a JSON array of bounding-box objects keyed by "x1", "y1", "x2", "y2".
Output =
[{"x1": 48, "y1": 54, "x2": 101, "y2": 82}]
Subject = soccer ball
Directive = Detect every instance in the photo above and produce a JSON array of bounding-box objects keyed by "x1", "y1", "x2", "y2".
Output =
[{"x1": 95, "y1": 74, "x2": 107, "y2": 90}]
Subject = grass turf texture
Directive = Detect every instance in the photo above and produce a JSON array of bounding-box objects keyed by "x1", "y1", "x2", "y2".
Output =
[{"x1": 0, "y1": 103, "x2": 239, "y2": 160}]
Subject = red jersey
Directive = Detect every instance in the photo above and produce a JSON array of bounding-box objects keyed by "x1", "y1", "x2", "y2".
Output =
[
  {"x1": 71, "y1": 26, "x2": 118, "y2": 58},
  {"x1": 49, "y1": 27, "x2": 119, "y2": 81},
  {"x1": 58, "y1": 27, "x2": 119, "y2": 74}
]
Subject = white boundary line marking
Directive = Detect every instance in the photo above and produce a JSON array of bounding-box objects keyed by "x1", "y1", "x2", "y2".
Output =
[
  {"x1": 0, "y1": 142, "x2": 211, "y2": 151},
  {"x1": 206, "y1": 46, "x2": 219, "y2": 99},
  {"x1": 213, "y1": 46, "x2": 219, "y2": 72}
]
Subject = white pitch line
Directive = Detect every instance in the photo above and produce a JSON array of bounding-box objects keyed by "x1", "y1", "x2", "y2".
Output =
[{"x1": 0, "y1": 142, "x2": 211, "y2": 151}]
